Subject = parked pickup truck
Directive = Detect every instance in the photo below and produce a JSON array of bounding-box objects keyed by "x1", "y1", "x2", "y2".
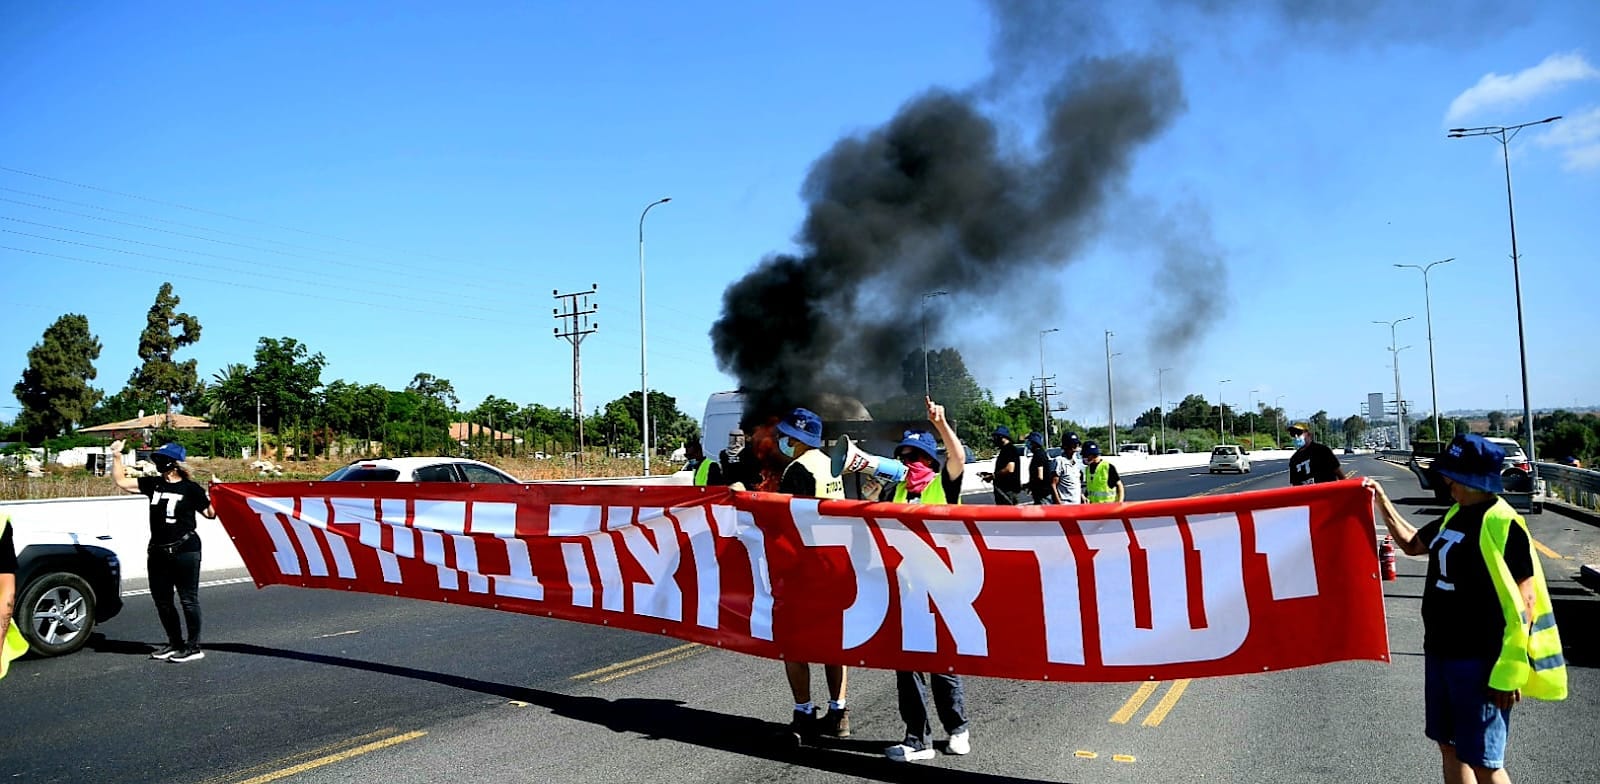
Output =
[{"x1": 1408, "y1": 439, "x2": 1540, "y2": 514}]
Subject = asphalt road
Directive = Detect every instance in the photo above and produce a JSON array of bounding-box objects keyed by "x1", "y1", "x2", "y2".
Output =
[{"x1": 3, "y1": 455, "x2": 1597, "y2": 783}]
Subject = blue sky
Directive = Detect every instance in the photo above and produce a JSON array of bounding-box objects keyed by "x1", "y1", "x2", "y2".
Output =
[{"x1": 2, "y1": 1, "x2": 1597, "y2": 430}]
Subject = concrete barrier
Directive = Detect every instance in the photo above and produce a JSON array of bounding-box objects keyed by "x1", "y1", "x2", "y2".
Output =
[{"x1": 0, "y1": 495, "x2": 245, "y2": 584}]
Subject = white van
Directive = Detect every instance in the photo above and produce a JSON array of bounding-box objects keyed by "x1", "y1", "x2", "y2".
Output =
[
  {"x1": 1118, "y1": 443, "x2": 1150, "y2": 455},
  {"x1": 702, "y1": 391, "x2": 747, "y2": 460}
]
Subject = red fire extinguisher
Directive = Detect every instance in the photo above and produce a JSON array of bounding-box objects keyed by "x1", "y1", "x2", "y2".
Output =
[{"x1": 1379, "y1": 535, "x2": 1398, "y2": 581}]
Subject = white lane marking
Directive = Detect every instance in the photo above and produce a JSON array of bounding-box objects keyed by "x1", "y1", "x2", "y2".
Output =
[
  {"x1": 1125, "y1": 482, "x2": 1145, "y2": 488},
  {"x1": 122, "y1": 575, "x2": 254, "y2": 597},
  {"x1": 315, "y1": 630, "x2": 362, "y2": 639}
]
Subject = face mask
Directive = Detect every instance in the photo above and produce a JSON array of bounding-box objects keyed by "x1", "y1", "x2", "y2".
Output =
[
  {"x1": 904, "y1": 460, "x2": 936, "y2": 493},
  {"x1": 1292, "y1": 435, "x2": 1307, "y2": 448},
  {"x1": 778, "y1": 436, "x2": 796, "y2": 458}
]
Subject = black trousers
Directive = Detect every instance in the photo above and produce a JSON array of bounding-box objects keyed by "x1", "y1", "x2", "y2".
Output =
[{"x1": 148, "y1": 543, "x2": 202, "y2": 645}]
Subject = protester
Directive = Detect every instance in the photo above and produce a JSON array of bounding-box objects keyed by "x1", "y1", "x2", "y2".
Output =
[
  {"x1": 684, "y1": 439, "x2": 725, "y2": 486},
  {"x1": 772, "y1": 408, "x2": 849, "y2": 743},
  {"x1": 111, "y1": 440, "x2": 214, "y2": 663},
  {"x1": 878, "y1": 397, "x2": 973, "y2": 761},
  {"x1": 0, "y1": 513, "x2": 22, "y2": 680},
  {"x1": 1369, "y1": 434, "x2": 1566, "y2": 783},
  {"x1": 1082, "y1": 442, "x2": 1125, "y2": 503},
  {"x1": 1287, "y1": 421, "x2": 1346, "y2": 486},
  {"x1": 1559, "y1": 455, "x2": 1582, "y2": 469},
  {"x1": 1025, "y1": 431, "x2": 1058, "y2": 504},
  {"x1": 982, "y1": 426, "x2": 1022, "y2": 505},
  {"x1": 1053, "y1": 432, "x2": 1084, "y2": 504}
]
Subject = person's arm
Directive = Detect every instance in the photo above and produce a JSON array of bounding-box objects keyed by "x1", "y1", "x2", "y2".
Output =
[
  {"x1": 196, "y1": 483, "x2": 217, "y2": 520},
  {"x1": 1367, "y1": 479, "x2": 1429, "y2": 556},
  {"x1": 926, "y1": 397, "x2": 963, "y2": 481},
  {"x1": 1327, "y1": 445, "x2": 1348, "y2": 480},
  {"x1": 108, "y1": 439, "x2": 140, "y2": 494},
  {"x1": 1, "y1": 526, "x2": 15, "y2": 636},
  {"x1": 1111, "y1": 465, "x2": 1126, "y2": 503}
]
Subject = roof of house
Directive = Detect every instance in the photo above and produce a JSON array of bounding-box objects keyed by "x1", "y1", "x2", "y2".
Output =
[
  {"x1": 80, "y1": 413, "x2": 212, "y2": 433},
  {"x1": 449, "y1": 422, "x2": 515, "y2": 441}
]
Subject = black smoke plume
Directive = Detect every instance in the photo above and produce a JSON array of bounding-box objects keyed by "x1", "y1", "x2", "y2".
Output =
[{"x1": 711, "y1": 55, "x2": 1185, "y2": 422}]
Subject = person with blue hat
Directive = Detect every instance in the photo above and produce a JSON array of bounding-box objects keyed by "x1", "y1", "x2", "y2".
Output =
[
  {"x1": 1054, "y1": 432, "x2": 1084, "y2": 505},
  {"x1": 979, "y1": 425, "x2": 1022, "y2": 505},
  {"x1": 770, "y1": 407, "x2": 850, "y2": 744},
  {"x1": 109, "y1": 439, "x2": 215, "y2": 663},
  {"x1": 1024, "y1": 431, "x2": 1059, "y2": 504},
  {"x1": 881, "y1": 397, "x2": 973, "y2": 762},
  {"x1": 1370, "y1": 434, "x2": 1567, "y2": 781},
  {"x1": 1081, "y1": 442, "x2": 1125, "y2": 503}
]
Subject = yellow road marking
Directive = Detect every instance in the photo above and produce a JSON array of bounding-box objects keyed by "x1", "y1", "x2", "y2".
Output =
[
  {"x1": 232, "y1": 730, "x2": 426, "y2": 784},
  {"x1": 1141, "y1": 679, "x2": 1190, "y2": 727},
  {"x1": 196, "y1": 729, "x2": 405, "y2": 784},
  {"x1": 1113, "y1": 754, "x2": 1137, "y2": 763},
  {"x1": 569, "y1": 642, "x2": 700, "y2": 681},
  {"x1": 1108, "y1": 681, "x2": 1160, "y2": 724},
  {"x1": 1074, "y1": 750, "x2": 1099, "y2": 759},
  {"x1": 1532, "y1": 538, "x2": 1562, "y2": 560},
  {"x1": 590, "y1": 648, "x2": 706, "y2": 683}
]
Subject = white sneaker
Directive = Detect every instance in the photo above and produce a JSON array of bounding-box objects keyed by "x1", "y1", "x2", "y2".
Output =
[
  {"x1": 946, "y1": 730, "x2": 970, "y2": 755},
  {"x1": 885, "y1": 742, "x2": 936, "y2": 762}
]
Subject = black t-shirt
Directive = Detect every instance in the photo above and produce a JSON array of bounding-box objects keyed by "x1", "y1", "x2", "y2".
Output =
[
  {"x1": 1416, "y1": 501, "x2": 1535, "y2": 658},
  {"x1": 687, "y1": 458, "x2": 725, "y2": 486},
  {"x1": 137, "y1": 476, "x2": 211, "y2": 547},
  {"x1": 1029, "y1": 449, "x2": 1058, "y2": 501},
  {"x1": 877, "y1": 466, "x2": 965, "y2": 503},
  {"x1": 1289, "y1": 441, "x2": 1342, "y2": 486},
  {"x1": 778, "y1": 460, "x2": 816, "y2": 496},
  {"x1": 1, "y1": 522, "x2": 16, "y2": 575},
  {"x1": 994, "y1": 441, "x2": 1022, "y2": 493}
]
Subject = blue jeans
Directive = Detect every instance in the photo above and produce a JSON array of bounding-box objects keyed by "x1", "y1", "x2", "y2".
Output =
[
  {"x1": 897, "y1": 671, "x2": 967, "y2": 746},
  {"x1": 1425, "y1": 655, "x2": 1510, "y2": 769}
]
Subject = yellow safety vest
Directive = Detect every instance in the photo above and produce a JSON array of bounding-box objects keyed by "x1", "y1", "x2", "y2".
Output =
[
  {"x1": 2, "y1": 515, "x2": 31, "y2": 679},
  {"x1": 691, "y1": 459, "x2": 713, "y2": 486},
  {"x1": 1441, "y1": 498, "x2": 1567, "y2": 701},
  {"x1": 1085, "y1": 461, "x2": 1115, "y2": 503},
  {"x1": 893, "y1": 471, "x2": 956, "y2": 505},
  {"x1": 786, "y1": 448, "x2": 845, "y2": 499}
]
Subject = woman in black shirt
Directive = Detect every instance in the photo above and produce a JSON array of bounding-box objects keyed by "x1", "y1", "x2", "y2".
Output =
[{"x1": 111, "y1": 440, "x2": 214, "y2": 663}]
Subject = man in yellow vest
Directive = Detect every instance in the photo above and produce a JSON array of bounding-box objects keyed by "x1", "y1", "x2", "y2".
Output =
[
  {"x1": 684, "y1": 440, "x2": 724, "y2": 486},
  {"x1": 2, "y1": 514, "x2": 27, "y2": 679},
  {"x1": 878, "y1": 397, "x2": 974, "y2": 762},
  {"x1": 1371, "y1": 433, "x2": 1566, "y2": 783},
  {"x1": 1081, "y1": 442, "x2": 1125, "y2": 504},
  {"x1": 772, "y1": 406, "x2": 849, "y2": 744}
]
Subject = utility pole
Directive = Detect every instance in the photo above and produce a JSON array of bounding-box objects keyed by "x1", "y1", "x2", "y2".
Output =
[
  {"x1": 1039, "y1": 327, "x2": 1059, "y2": 438},
  {"x1": 1375, "y1": 317, "x2": 1413, "y2": 450},
  {"x1": 555, "y1": 284, "x2": 599, "y2": 472},
  {"x1": 255, "y1": 394, "x2": 262, "y2": 459},
  {"x1": 1158, "y1": 368, "x2": 1172, "y2": 454},
  {"x1": 1104, "y1": 331, "x2": 1118, "y2": 453}
]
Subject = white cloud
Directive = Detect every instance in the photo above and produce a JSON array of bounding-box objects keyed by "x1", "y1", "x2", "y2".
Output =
[
  {"x1": 1535, "y1": 105, "x2": 1600, "y2": 171},
  {"x1": 1445, "y1": 52, "x2": 1600, "y2": 124}
]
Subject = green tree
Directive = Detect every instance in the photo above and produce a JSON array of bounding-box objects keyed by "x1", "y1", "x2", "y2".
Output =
[
  {"x1": 128, "y1": 282, "x2": 203, "y2": 413},
  {"x1": 14, "y1": 314, "x2": 104, "y2": 441},
  {"x1": 404, "y1": 372, "x2": 456, "y2": 454},
  {"x1": 1341, "y1": 415, "x2": 1368, "y2": 448},
  {"x1": 520, "y1": 402, "x2": 575, "y2": 454},
  {"x1": 1309, "y1": 410, "x2": 1330, "y2": 443},
  {"x1": 1168, "y1": 394, "x2": 1213, "y2": 432},
  {"x1": 200, "y1": 363, "x2": 253, "y2": 427},
  {"x1": 1487, "y1": 410, "x2": 1507, "y2": 436},
  {"x1": 249, "y1": 337, "x2": 328, "y2": 452}
]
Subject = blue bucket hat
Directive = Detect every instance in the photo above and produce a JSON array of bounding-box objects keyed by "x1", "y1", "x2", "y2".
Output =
[
  {"x1": 895, "y1": 429, "x2": 939, "y2": 463},
  {"x1": 1082, "y1": 442, "x2": 1102, "y2": 458},
  {"x1": 153, "y1": 442, "x2": 187, "y2": 463},
  {"x1": 1434, "y1": 434, "x2": 1504, "y2": 493},
  {"x1": 1026, "y1": 431, "x2": 1045, "y2": 449},
  {"x1": 776, "y1": 407, "x2": 824, "y2": 449},
  {"x1": 992, "y1": 425, "x2": 1011, "y2": 440}
]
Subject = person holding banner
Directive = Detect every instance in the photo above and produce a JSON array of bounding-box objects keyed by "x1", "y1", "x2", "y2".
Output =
[
  {"x1": 110, "y1": 440, "x2": 215, "y2": 664},
  {"x1": 1369, "y1": 434, "x2": 1566, "y2": 783},
  {"x1": 877, "y1": 397, "x2": 974, "y2": 762},
  {"x1": 1, "y1": 514, "x2": 24, "y2": 680},
  {"x1": 772, "y1": 407, "x2": 850, "y2": 742}
]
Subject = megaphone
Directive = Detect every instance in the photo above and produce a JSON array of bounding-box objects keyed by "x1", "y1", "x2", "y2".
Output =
[{"x1": 830, "y1": 435, "x2": 908, "y2": 485}]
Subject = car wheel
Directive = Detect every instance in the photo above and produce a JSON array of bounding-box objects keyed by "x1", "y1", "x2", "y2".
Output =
[{"x1": 17, "y1": 571, "x2": 98, "y2": 657}]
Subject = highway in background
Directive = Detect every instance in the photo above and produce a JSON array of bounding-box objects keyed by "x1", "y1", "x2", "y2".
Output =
[{"x1": 2, "y1": 456, "x2": 1595, "y2": 783}]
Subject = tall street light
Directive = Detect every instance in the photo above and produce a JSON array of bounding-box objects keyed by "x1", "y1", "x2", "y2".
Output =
[
  {"x1": 1218, "y1": 379, "x2": 1231, "y2": 445},
  {"x1": 1249, "y1": 388, "x2": 1260, "y2": 445},
  {"x1": 638, "y1": 197, "x2": 671, "y2": 474},
  {"x1": 1105, "y1": 331, "x2": 1118, "y2": 453},
  {"x1": 1039, "y1": 327, "x2": 1060, "y2": 437},
  {"x1": 921, "y1": 290, "x2": 949, "y2": 398},
  {"x1": 1157, "y1": 367, "x2": 1173, "y2": 454},
  {"x1": 1395, "y1": 258, "x2": 1455, "y2": 441},
  {"x1": 1375, "y1": 316, "x2": 1414, "y2": 450},
  {"x1": 1274, "y1": 395, "x2": 1284, "y2": 449},
  {"x1": 1449, "y1": 116, "x2": 1560, "y2": 475}
]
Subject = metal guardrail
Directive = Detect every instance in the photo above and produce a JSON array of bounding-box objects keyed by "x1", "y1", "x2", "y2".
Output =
[{"x1": 1535, "y1": 462, "x2": 1600, "y2": 513}]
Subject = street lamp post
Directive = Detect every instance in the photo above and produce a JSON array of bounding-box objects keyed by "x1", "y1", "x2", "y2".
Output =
[
  {"x1": 1249, "y1": 388, "x2": 1260, "y2": 446},
  {"x1": 1274, "y1": 395, "x2": 1284, "y2": 449},
  {"x1": 1218, "y1": 379, "x2": 1231, "y2": 445},
  {"x1": 1375, "y1": 316, "x2": 1414, "y2": 450},
  {"x1": 1395, "y1": 258, "x2": 1455, "y2": 441},
  {"x1": 1105, "y1": 331, "x2": 1118, "y2": 453},
  {"x1": 1449, "y1": 116, "x2": 1560, "y2": 476},
  {"x1": 1040, "y1": 327, "x2": 1060, "y2": 438},
  {"x1": 1158, "y1": 367, "x2": 1172, "y2": 454},
  {"x1": 638, "y1": 197, "x2": 671, "y2": 475},
  {"x1": 921, "y1": 291, "x2": 949, "y2": 398}
]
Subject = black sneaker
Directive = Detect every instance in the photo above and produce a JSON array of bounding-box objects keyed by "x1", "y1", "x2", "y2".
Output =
[
  {"x1": 169, "y1": 645, "x2": 205, "y2": 663},
  {"x1": 149, "y1": 644, "x2": 180, "y2": 661},
  {"x1": 788, "y1": 707, "x2": 819, "y2": 745},
  {"x1": 818, "y1": 707, "x2": 851, "y2": 738}
]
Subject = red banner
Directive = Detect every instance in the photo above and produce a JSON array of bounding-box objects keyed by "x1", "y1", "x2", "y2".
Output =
[{"x1": 210, "y1": 480, "x2": 1389, "y2": 681}]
